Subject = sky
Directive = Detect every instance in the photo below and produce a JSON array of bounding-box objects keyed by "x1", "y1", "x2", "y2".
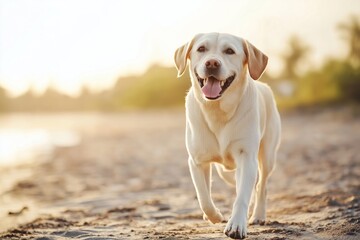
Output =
[{"x1": 0, "y1": 0, "x2": 359, "y2": 96}]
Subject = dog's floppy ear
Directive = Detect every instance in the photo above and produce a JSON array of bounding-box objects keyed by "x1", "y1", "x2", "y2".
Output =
[
  {"x1": 242, "y1": 39, "x2": 268, "y2": 80},
  {"x1": 174, "y1": 34, "x2": 201, "y2": 78}
]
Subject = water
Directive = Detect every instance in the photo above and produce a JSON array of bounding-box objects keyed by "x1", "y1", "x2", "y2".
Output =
[
  {"x1": 0, "y1": 128, "x2": 80, "y2": 166},
  {"x1": 0, "y1": 111, "x2": 180, "y2": 166},
  {"x1": 0, "y1": 113, "x2": 82, "y2": 166}
]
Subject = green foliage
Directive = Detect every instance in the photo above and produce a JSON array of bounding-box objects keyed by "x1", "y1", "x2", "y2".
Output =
[
  {"x1": 275, "y1": 59, "x2": 360, "y2": 109},
  {"x1": 335, "y1": 62, "x2": 360, "y2": 102},
  {"x1": 1, "y1": 65, "x2": 191, "y2": 112},
  {"x1": 117, "y1": 65, "x2": 190, "y2": 109},
  {"x1": 298, "y1": 60, "x2": 342, "y2": 104},
  {"x1": 280, "y1": 35, "x2": 310, "y2": 80},
  {"x1": 1, "y1": 59, "x2": 358, "y2": 112},
  {"x1": 338, "y1": 15, "x2": 360, "y2": 67},
  {"x1": 274, "y1": 16, "x2": 360, "y2": 109}
]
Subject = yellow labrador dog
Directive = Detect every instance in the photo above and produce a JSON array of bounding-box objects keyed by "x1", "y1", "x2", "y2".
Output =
[{"x1": 174, "y1": 33, "x2": 281, "y2": 239}]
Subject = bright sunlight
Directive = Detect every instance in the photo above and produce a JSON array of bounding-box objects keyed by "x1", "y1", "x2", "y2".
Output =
[{"x1": 0, "y1": 0, "x2": 358, "y2": 96}]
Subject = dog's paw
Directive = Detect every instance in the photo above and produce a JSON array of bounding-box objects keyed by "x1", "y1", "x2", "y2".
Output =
[
  {"x1": 249, "y1": 216, "x2": 265, "y2": 226},
  {"x1": 249, "y1": 211, "x2": 266, "y2": 225},
  {"x1": 203, "y1": 208, "x2": 224, "y2": 224},
  {"x1": 224, "y1": 215, "x2": 247, "y2": 239}
]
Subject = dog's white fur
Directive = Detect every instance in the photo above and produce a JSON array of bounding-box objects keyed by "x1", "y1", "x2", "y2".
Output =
[{"x1": 174, "y1": 33, "x2": 281, "y2": 239}]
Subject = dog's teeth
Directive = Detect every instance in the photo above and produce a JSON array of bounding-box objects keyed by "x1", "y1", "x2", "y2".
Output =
[
  {"x1": 220, "y1": 81, "x2": 224, "y2": 87},
  {"x1": 204, "y1": 79, "x2": 207, "y2": 85}
]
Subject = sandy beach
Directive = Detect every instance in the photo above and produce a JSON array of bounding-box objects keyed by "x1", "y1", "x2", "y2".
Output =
[{"x1": 0, "y1": 107, "x2": 359, "y2": 239}]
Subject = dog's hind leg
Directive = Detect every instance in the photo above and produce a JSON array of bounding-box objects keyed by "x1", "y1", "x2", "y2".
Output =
[
  {"x1": 249, "y1": 140, "x2": 277, "y2": 225},
  {"x1": 215, "y1": 163, "x2": 236, "y2": 187}
]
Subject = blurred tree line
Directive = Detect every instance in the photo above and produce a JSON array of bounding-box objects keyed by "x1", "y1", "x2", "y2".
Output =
[
  {"x1": 269, "y1": 15, "x2": 360, "y2": 109},
  {"x1": 0, "y1": 16, "x2": 359, "y2": 112},
  {"x1": 0, "y1": 65, "x2": 191, "y2": 112}
]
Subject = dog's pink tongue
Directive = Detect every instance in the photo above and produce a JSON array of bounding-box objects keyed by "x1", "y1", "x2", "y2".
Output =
[{"x1": 201, "y1": 77, "x2": 222, "y2": 99}]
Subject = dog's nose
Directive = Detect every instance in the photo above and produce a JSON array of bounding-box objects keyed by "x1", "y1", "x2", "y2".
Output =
[{"x1": 205, "y1": 59, "x2": 221, "y2": 69}]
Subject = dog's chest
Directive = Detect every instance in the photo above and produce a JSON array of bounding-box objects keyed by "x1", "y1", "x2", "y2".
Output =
[
  {"x1": 187, "y1": 114, "x2": 249, "y2": 170},
  {"x1": 185, "y1": 90, "x2": 256, "y2": 169},
  {"x1": 214, "y1": 121, "x2": 243, "y2": 165}
]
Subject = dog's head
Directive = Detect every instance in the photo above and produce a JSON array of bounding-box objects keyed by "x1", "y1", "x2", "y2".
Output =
[{"x1": 174, "y1": 33, "x2": 268, "y2": 101}]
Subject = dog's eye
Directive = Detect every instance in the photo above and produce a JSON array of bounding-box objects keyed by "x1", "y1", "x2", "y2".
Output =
[
  {"x1": 225, "y1": 48, "x2": 235, "y2": 55},
  {"x1": 197, "y1": 46, "x2": 206, "y2": 52}
]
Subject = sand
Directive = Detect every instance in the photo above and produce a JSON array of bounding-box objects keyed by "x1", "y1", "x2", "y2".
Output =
[{"x1": 0, "y1": 107, "x2": 359, "y2": 239}]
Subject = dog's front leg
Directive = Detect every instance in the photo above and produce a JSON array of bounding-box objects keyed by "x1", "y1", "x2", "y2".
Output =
[
  {"x1": 188, "y1": 157, "x2": 224, "y2": 224},
  {"x1": 224, "y1": 152, "x2": 258, "y2": 239}
]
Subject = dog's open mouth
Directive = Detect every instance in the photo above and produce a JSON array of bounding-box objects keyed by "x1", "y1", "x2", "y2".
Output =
[{"x1": 195, "y1": 71, "x2": 236, "y2": 100}]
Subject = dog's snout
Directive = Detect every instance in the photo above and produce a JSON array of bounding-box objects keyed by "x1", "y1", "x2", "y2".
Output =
[{"x1": 205, "y1": 59, "x2": 221, "y2": 69}]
